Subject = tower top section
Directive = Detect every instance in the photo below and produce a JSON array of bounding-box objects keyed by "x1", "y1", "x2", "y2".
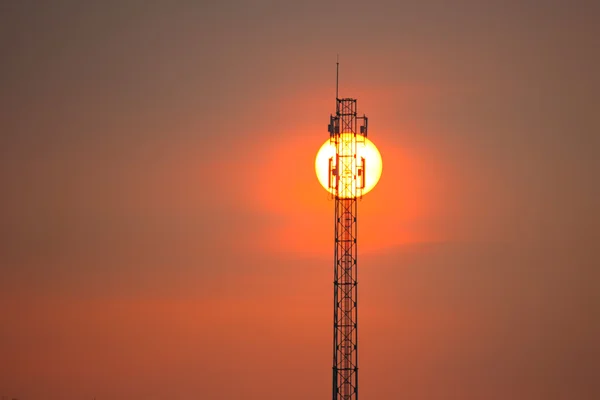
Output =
[{"x1": 313, "y1": 61, "x2": 382, "y2": 200}]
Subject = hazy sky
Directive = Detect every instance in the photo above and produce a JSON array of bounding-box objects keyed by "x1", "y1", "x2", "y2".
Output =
[{"x1": 1, "y1": 1, "x2": 599, "y2": 399}]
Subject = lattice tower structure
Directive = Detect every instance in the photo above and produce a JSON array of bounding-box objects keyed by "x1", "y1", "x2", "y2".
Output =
[{"x1": 328, "y1": 97, "x2": 368, "y2": 400}]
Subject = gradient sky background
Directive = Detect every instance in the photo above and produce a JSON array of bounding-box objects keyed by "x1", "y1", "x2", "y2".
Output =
[{"x1": 1, "y1": 1, "x2": 599, "y2": 399}]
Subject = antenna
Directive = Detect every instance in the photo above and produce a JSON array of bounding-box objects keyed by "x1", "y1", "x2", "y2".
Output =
[{"x1": 336, "y1": 54, "x2": 339, "y2": 99}]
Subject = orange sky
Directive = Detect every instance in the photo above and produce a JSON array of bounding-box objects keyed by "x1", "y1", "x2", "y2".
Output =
[{"x1": 1, "y1": 1, "x2": 599, "y2": 399}]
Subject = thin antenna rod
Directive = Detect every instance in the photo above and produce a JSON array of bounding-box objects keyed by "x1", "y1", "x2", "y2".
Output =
[{"x1": 336, "y1": 54, "x2": 339, "y2": 99}]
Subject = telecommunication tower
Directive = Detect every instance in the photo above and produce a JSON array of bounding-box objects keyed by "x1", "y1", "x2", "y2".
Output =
[{"x1": 325, "y1": 61, "x2": 374, "y2": 400}]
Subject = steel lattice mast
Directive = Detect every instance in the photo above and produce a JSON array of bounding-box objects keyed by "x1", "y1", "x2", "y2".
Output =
[{"x1": 327, "y1": 62, "x2": 368, "y2": 400}]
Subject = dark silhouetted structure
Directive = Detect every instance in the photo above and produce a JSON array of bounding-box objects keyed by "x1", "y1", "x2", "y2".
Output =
[{"x1": 326, "y1": 61, "x2": 369, "y2": 400}]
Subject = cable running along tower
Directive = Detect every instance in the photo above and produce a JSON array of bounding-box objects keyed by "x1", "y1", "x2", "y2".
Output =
[{"x1": 325, "y1": 61, "x2": 375, "y2": 400}]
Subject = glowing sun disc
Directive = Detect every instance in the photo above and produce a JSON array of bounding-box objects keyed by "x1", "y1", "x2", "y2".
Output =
[{"x1": 315, "y1": 134, "x2": 382, "y2": 198}]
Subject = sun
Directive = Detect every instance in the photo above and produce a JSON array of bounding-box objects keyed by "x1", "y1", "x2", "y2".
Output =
[{"x1": 315, "y1": 133, "x2": 383, "y2": 198}]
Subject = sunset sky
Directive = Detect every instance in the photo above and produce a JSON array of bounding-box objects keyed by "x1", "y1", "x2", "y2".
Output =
[{"x1": 1, "y1": 1, "x2": 599, "y2": 399}]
